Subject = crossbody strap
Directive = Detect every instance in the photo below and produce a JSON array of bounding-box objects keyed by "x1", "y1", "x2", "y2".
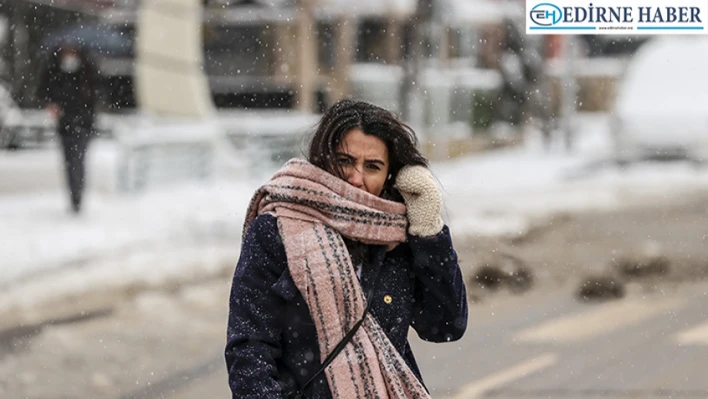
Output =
[{"x1": 295, "y1": 263, "x2": 381, "y2": 399}]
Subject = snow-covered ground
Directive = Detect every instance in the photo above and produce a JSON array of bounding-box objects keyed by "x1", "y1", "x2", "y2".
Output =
[
  {"x1": 440, "y1": 113, "x2": 708, "y2": 237},
  {"x1": 2, "y1": 112, "x2": 708, "y2": 312}
]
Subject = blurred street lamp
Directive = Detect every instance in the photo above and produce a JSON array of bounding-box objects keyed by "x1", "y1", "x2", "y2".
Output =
[
  {"x1": 401, "y1": 0, "x2": 434, "y2": 139},
  {"x1": 560, "y1": 34, "x2": 577, "y2": 152},
  {"x1": 296, "y1": 0, "x2": 318, "y2": 113}
]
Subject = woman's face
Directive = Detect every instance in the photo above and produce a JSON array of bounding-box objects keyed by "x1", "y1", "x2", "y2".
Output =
[{"x1": 335, "y1": 128, "x2": 389, "y2": 197}]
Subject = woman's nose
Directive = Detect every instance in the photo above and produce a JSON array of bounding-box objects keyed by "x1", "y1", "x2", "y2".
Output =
[{"x1": 347, "y1": 167, "x2": 364, "y2": 188}]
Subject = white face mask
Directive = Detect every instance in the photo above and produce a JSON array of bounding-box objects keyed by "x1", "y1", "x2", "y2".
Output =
[{"x1": 60, "y1": 54, "x2": 81, "y2": 73}]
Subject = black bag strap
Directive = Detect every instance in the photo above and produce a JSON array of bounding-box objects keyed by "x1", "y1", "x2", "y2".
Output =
[{"x1": 295, "y1": 263, "x2": 381, "y2": 399}]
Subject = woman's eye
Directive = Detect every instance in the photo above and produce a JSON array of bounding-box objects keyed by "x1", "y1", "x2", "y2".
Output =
[
  {"x1": 337, "y1": 158, "x2": 351, "y2": 165},
  {"x1": 366, "y1": 163, "x2": 381, "y2": 171}
]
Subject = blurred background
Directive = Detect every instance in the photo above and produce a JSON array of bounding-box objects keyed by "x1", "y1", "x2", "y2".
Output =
[{"x1": 1, "y1": 1, "x2": 708, "y2": 398}]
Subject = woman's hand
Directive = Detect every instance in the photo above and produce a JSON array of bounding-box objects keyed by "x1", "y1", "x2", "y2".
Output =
[{"x1": 394, "y1": 165, "x2": 444, "y2": 237}]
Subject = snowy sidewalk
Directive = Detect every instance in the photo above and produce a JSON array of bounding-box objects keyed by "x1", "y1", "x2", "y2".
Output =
[
  {"x1": 439, "y1": 114, "x2": 708, "y2": 238},
  {"x1": 0, "y1": 178, "x2": 255, "y2": 311}
]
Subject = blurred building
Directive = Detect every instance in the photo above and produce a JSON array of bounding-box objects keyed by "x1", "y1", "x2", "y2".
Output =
[{"x1": 0, "y1": 0, "x2": 517, "y2": 116}]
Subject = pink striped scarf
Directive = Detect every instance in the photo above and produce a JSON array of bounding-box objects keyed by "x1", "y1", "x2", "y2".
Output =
[{"x1": 243, "y1": 158, "x2": 432, "y2": 399}]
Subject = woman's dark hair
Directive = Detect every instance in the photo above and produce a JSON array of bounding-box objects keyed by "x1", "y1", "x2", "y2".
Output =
[{"x1": 307, "y1": 99, "x2": 428, "y2": 200}]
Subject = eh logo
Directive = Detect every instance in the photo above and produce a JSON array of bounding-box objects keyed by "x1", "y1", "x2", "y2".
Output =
[{"x1": 530, "y1": 3, "x2": 563, "y2": 26}]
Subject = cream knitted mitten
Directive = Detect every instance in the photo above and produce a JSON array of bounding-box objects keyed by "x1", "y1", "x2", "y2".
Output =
[{"x1": 394, "y1": 165, "x2": 444, "y2": 237}]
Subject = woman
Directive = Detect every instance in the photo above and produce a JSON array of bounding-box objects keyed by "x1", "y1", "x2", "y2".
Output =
[{"x1": 226, "y1": 99, "x2": 468, "y2": 398}]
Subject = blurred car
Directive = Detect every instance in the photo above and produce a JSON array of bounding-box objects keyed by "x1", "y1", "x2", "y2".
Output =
[
  {"x1": 612, "y1": 36, "x2": 708, "y2": 164},
  {"x1": 0, "y1": 80, "x2": 23, "y2": 149},
  {"x1": 579, "y1": 35, "x2": 651, "y2": 57}
]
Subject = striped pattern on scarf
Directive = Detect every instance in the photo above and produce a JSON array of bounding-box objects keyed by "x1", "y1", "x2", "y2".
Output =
[{"x1": 243, "y1": 158, "x2": 431, "y2": 399}]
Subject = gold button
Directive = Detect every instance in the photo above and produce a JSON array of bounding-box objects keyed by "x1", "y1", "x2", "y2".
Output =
[{"x1": 383, "y1": 295, "x2": 393, "y2": 304}]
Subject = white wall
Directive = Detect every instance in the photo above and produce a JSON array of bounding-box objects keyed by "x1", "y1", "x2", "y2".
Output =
[{"x1": 136, "y1": 0, "x2": 214, "y2": 118}]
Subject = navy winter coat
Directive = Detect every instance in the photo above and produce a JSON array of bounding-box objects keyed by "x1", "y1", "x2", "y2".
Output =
[{"x1": 226, "y1": 214, "x2": 468, "y2": 398}]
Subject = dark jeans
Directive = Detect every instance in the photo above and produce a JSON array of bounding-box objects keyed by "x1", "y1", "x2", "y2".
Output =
[{"x1": 59, "y1": 123, "x2": 92, "y2": 213}]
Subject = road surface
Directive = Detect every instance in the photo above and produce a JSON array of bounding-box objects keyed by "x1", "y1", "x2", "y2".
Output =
[{"x1": 2, "y1": 277, "x2": 708, "y2": 399}]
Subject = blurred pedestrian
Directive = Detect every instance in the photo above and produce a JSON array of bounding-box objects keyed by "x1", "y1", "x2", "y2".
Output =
[
  {"x1": 225, "y1": 99, "x2": 468, "y2": 398},
  {"x1": 38, "y1": 42, "x2": 98, "y2": 214}
]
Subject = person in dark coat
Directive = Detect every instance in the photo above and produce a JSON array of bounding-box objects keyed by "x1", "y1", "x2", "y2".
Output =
[
  {"x1": 38, "y1": 42, "x2": 98, "y2": 214},
  {"x1": 226, "y1": 99, "x2": 468, "y2": 399}
]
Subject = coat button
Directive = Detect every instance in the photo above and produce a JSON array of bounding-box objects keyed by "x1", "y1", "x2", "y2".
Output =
[{"x1": 383, "y1": 295, "x2": 392, "y2": 304}]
